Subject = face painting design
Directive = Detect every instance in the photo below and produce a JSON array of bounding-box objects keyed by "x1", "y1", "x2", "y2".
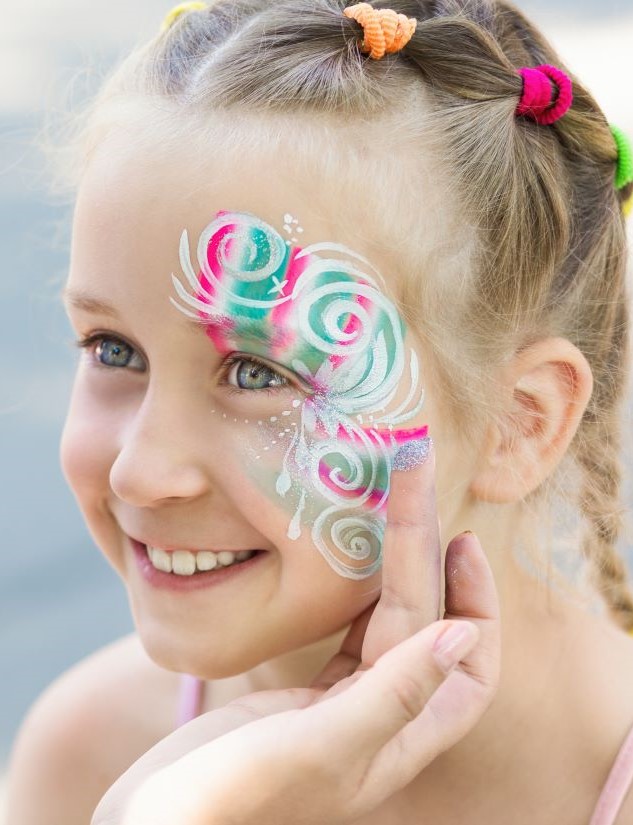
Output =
[{"x1": 170, "y1": 210, "x2": 427, "y2": 579}]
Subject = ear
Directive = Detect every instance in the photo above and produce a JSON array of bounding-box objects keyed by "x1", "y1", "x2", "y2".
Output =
[{"x1": 469, "y1": 337, "x2": 594, "y2": 503}]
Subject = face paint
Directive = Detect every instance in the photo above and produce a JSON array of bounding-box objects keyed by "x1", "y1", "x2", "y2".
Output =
[{"x1": 170, "y1": 210, "x2": 427, "y2": 579}]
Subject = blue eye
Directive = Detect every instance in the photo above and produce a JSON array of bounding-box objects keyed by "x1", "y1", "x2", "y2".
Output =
[
  {"x1": 75, "y1": 334, "x2": 144, "y2": 371},
  {"x1": 227, "y1": 358, "x2": 288, "y2": 390},
  {"x1": 96, "y1": 338, "x2": 134, "y2": 367}
]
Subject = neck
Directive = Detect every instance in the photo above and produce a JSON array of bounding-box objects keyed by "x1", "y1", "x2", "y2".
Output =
[
  {"x1": 399, "y1": 554, "x2": 633, "y2": 823},
  {"x1": 241, "y1": 521, "x2": 633, "y2": 823}
]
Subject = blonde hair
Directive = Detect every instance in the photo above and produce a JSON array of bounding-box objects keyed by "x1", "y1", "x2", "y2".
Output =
[{"x1": 59, "y1": 0, "x2": 633, "y2": 627}]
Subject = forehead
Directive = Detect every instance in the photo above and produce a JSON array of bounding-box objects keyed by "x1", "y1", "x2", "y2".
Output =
[
  {"x1": 74, "y1": 120, "x2": 373, "y2": 263},
  {"x1": 68, "y1": 107, "x2": 458, "y2": 341}
]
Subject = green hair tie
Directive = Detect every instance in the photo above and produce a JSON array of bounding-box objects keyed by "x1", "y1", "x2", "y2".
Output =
[{"x1": 610, "y1": 124, "x2": 633, "y2": 190}]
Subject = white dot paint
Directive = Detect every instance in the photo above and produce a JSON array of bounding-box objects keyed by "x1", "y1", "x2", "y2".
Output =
[
  {"x1": 258, "y1": 420, "x2": 263, "y2": 425},
  {"x1": 270, "y1": 416, "x2": 277, "y2": 422},
  {"x1": 222, "y1": 413, "x2": 227, "y2": 419},
  {"x1": 282, "y1": 410, "x2": 291, "y2": 416},
  {"x1": 245, "y1": 419, "x2": 249, "y2": 424},
  {"x1": 272, "y1": 440, "x2": 277, "y2": 445},
  {"x1": 264, "y1": 446, "x2": 269, "y2": 451},
  {"x1": 292, "y1": 399, "x2": 301, "y2": 408}
]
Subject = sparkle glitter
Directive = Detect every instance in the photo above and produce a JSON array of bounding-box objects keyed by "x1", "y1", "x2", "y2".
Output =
[{"x1": 392, "y1": 437, "x2": 432, "y2": 471}]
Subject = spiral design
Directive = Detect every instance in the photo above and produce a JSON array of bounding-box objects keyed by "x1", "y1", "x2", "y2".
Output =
[
  {"x1": 292, "y1": 274, "x2": 406, "y2": 416},
  {"x1": 171, "y1": 211, "x2": 426, "y2": 581},
  {"x1": 313, "y1": 507, "x2": 384, "y2": 579}
]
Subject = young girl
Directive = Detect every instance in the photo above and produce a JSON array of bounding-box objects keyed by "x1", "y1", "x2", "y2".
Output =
[{"x1": 7, "y1": 1, "x2": 633, "y2": 823}]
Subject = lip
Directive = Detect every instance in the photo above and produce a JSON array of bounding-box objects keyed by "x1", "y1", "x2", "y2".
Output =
[{"x1": 130, "y1": 538, "x2": 269, "y2": 593}]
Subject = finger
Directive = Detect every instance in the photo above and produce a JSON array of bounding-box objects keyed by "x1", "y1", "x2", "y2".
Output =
[
  {"x1": 362, "y1": 532, "x2": 500, "y2": 802},
  {"x1": 309, "y1": 602, "x2": 376, "y2": 689},
  {"x1": 306, "y1": 618, "x2": 478, "y2": 766},
  {"x1": 363, "y1": 436, "x2": 441, "y2": 665},
  {"x1": 441, "y1": 530, "x2": 500, "y2": 691},
  {"x1": 93, "y1": 688, "x2": 319, "y2": 823}
]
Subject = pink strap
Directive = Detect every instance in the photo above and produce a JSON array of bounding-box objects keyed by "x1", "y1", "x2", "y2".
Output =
[
  {"x1": 590, "y1": 721, "x2": 633, "y2": 825},
  {"x1": 175, "y1": 674, "x2": 205, "y2": 728}
]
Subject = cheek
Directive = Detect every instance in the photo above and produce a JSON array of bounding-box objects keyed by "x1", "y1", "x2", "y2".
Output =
[
  {"x1": 220, "y1": 402, "x2": 391, "y2": 579},
  {"x1": 60, "y1": 378, "x2": 116, "y2": 503}
]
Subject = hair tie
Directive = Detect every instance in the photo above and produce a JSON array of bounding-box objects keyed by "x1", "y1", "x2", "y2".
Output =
[
  {"x1": 516, "y1": 65, "x2": 573, "y2": 126},
  {"x1": 161, "y1": 1, "x2": 207, "y2": 32},
  {"x1": 610, "y1": 125, "x2": 633, "y2": 191},
  {"x1": 343, "y1": 3, "x2": 417, "y2": 60}
]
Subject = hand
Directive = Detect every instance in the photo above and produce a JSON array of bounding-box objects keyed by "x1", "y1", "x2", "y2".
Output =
[{"x1": 93, "y1": 442, "x2": 501, "y2": 825}]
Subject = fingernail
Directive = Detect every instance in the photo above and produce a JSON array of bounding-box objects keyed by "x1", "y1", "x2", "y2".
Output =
[
  {"x1": 393, "y1": 436, "x2": 432, "y2": 472},
  {"x1": 432, "y1": 621, "x2": 478, "y2": 673}
]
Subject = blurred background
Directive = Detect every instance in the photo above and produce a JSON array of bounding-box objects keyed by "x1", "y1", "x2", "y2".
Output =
[{"x1": 1, "y1": 0, "x2": 632, "y2": 816}]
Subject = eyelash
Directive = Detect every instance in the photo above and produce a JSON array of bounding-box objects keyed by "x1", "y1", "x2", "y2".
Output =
[{"x1": 73, "y1": 333, "x2": 295, "y2": 396}]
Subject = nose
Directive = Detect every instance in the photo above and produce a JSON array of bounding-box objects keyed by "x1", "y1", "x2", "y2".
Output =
[{"x1": 109, "y1": 392, "x2": 211, "y2": 507}]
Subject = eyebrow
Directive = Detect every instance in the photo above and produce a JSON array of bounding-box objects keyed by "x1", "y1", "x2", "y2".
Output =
[
  {"x1": 61, "y1": 287, "x2": 280, "y2": 347},
  {"x1": 61, "y1": 287, "x2": 208, "y2": 333},
  {"x1": 62, "y1": 288, "x2": 118, "y2": 317}
]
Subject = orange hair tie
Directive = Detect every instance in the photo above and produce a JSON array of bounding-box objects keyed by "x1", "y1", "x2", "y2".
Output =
[{"x1": 343, "y1": 2, "x2": 417, "y2": 60}]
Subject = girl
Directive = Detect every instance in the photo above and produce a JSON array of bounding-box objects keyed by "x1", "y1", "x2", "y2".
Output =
[{"x1": 7, "y1": 1, "x2": 633, "y2": 823}]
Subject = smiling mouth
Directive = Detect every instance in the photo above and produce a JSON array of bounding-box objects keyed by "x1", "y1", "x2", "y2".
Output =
[{"x1": 143, "y1": 544, "x2": 263, "y2": 575}]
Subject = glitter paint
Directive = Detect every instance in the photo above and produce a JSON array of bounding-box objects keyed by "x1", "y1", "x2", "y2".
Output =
[
  {"x1": 170, "y1": 210, "x2": 428, "y2": 579},
  {"x1": 393, "y1": 436, "x2": 432, "y2": 471}
]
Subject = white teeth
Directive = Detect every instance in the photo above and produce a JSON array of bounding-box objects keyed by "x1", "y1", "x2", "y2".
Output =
[
  {"x1": 196, "y1": 551, "x2": 218, "y2": 572},
  {"x1": 146, "y1": 545, "x2": 255, "y2": 575},
  {"x1": 172, "y1": 550, "x2": 196, "y2": 576},
  {"x1": 150, "y1": 548, "x2": 173, "y2": 573},
  {"x1": 217, "y1": 551, "x2": 236, "y2": 566}
]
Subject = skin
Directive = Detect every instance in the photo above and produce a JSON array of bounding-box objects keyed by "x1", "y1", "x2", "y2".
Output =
[{"x1": 62, "y1": 123, "x2": 633, "y2": 823}]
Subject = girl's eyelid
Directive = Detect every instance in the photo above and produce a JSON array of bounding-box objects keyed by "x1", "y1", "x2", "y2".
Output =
[
  {"x1": 222, "y1": 351, "x2": 311, "y2": 394},
  {"x1": 74, "y1": 331, "x2": 147, "y2": 371}
]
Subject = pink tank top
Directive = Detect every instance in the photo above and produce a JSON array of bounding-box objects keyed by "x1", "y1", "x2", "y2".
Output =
[{"x1": 175, "y1": 674, "x2": 633, "y2": 823}]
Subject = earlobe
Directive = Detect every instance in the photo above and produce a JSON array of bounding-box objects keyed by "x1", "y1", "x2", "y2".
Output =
[{"x1": 469, "y1": 338, "x2": 594, "y2": 503}]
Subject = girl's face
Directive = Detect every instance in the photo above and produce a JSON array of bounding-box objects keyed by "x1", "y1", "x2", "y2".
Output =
[{"x1": 61, "y1": 131, "x2": 447, "y2": 677}]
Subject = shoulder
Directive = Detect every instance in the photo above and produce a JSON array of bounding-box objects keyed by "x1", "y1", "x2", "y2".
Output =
[{"x1": 6, "y1": 632, "x2": 182, "y2": 825}]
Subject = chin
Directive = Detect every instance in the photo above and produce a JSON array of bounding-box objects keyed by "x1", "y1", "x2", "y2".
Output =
[{"x1": 134, "y1": 620, "x2": 296, "y2": 679}]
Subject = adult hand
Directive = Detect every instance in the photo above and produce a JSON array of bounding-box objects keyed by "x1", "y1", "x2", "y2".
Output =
[{"x1": 93, "y1": 441, "x2": 501, "y2": 825}]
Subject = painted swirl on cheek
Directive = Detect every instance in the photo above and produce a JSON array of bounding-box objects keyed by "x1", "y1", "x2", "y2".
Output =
[{"x1": 170, "y1": 210, "x2": 427, "y2": 580}]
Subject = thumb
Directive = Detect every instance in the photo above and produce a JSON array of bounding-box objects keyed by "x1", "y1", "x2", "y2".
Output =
[{"x1": 306, "y1": 619, "x2": 479, "y2": 757}]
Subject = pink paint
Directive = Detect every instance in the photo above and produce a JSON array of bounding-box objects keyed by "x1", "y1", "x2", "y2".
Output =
[
  {"x1": 315, "y1": 424, "x2": 429, "y2": 511},
  {"x1": 334, "y1": 423, "x2": 429, "y2": 446},
  {"x1": 268, "y1": 245, "x2": 309, "y2": 356},
  {"x1": 329, "y1": 285, "x2": 372, "y2": 371}
]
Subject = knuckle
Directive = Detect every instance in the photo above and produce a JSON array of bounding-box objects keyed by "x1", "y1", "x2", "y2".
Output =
[
  {"x1": 390, "y1": 671, "x2": 429, "y2": 724},
  {"x1": 379, "y1": 581, "x2": 429, "y2": 616}
]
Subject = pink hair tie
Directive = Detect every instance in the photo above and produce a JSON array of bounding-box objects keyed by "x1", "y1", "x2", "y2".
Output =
[{"x1": 516, "y1": 65, "x2": 573, "y2": 126}]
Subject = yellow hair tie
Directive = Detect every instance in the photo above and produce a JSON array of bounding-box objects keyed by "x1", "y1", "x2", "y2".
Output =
[
  {"x1": 624, "y1": 193, "x2": 633, "y2": 219},
  {"x1": 161, "y1": 2, "x2": 207, "y2": 32}
]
